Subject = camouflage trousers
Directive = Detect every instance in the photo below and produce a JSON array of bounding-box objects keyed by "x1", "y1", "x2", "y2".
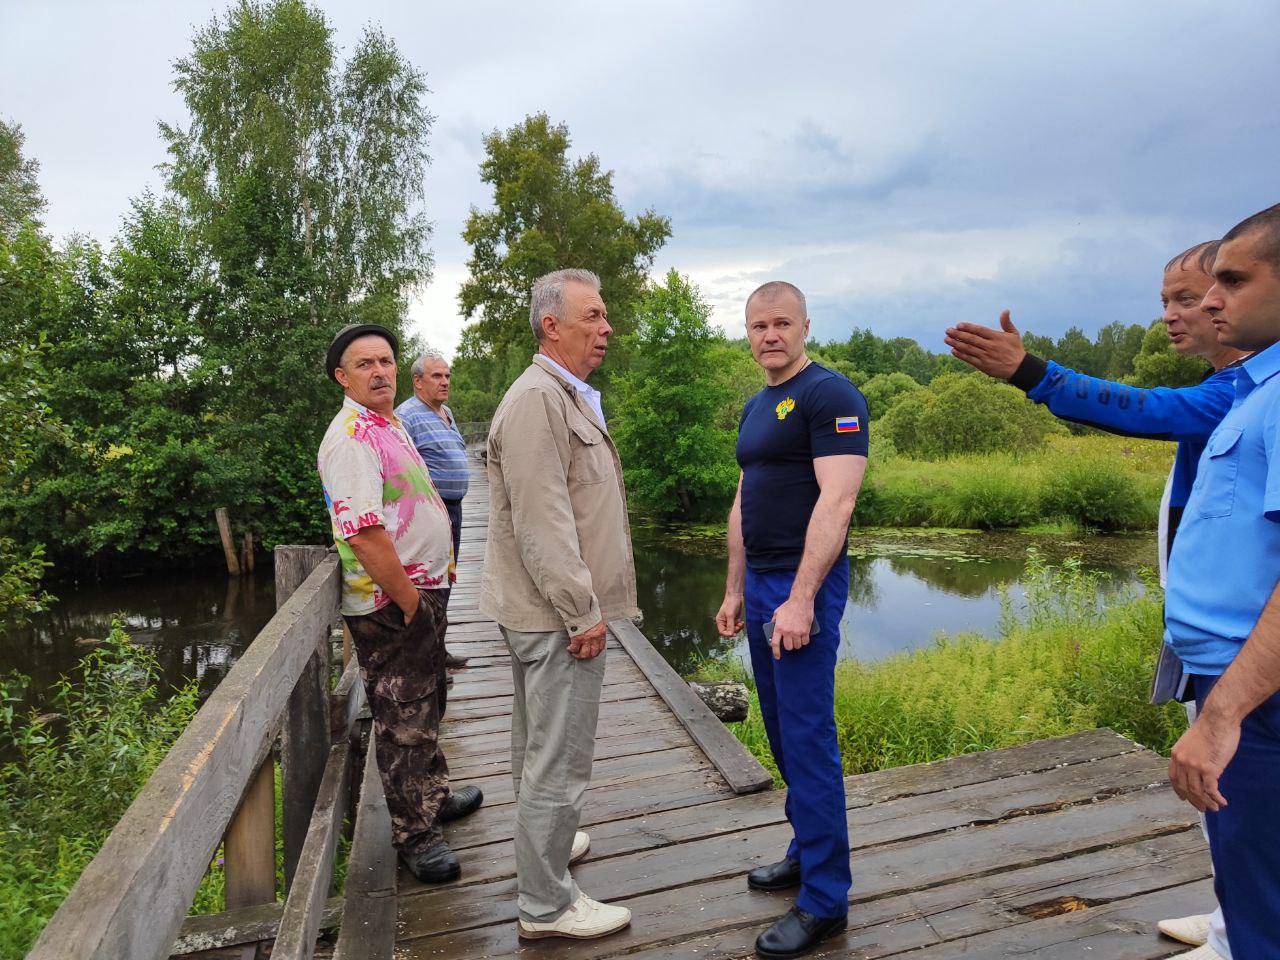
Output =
[{"x1": 344, "y1": 588, "x2": 450, "y2": 854}]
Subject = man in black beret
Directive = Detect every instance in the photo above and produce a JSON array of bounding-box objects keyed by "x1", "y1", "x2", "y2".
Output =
[{"x1": 318, "y1": 323, "x2": 482, "y2": 883}]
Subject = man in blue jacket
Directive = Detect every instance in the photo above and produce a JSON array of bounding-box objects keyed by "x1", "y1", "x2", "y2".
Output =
[{"x1": 944, "y1": 241, "x2": 1248, "y2": 960}]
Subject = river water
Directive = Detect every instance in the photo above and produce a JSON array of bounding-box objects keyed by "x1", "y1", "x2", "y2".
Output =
[{"x1": 0, "y1": 527, "x2": 1153, "y2": 699}]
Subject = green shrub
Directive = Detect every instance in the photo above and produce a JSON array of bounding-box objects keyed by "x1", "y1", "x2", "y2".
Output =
[
  {"x1": 1040, "y1": 456, "x2": 1156, "y2": 530},
  {"x1": 879, "y1": 372, "x2": 1065, "y2": 458},
  {"x1": 0, "y1": 625, "x2": 198, "y2": 957}
]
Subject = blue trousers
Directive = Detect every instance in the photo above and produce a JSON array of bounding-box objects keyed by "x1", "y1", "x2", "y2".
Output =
[
  {"x1": 745, "y1": 564, "x2": 852, "y2": 919},
  {"x1": 1196, "y1": 674, "x2": 1280, "y2": 960}
]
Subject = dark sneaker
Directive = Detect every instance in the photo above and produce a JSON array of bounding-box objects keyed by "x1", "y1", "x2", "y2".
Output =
[{"x1": 445, "y1": 650, "x2": 469, "y2": 668}]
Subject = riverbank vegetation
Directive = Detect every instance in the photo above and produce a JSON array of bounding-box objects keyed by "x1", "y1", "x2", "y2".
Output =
[
  {"x1": 695, "y1": 551, "x2": 1187, "y2": 782},
  {"x1": 0, "y1": 629, "x2": 198, "y2": 957}
]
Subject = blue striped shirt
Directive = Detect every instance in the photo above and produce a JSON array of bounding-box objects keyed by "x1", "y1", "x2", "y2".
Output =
[{"x1": 393, "y1": 397, "x2": 470, "y2": 501}]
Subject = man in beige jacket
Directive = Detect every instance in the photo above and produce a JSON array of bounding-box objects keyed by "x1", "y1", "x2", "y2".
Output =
[{"x1": 481, "y1": 268, "x2": 640, "y2": 941}]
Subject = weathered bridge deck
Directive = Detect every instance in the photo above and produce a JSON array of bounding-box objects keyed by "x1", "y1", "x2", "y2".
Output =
[{"x1": 389, "y1": 464, "x2": 1212, "y2": 959}]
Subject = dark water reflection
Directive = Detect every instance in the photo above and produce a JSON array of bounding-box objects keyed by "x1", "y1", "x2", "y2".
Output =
[
  {"x1": 632, "y1": 525, "x2": 1153, "y2": 675},
  {"x1": 0, "y1": 571, "x2": 277, "y2": 702},
  {"x1": 1, "y1": 528, "x2": 1155, "y2": 706}
]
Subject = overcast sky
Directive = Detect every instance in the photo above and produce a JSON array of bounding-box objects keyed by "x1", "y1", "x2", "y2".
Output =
[{"x1": 3, "y1": 0, "x2": 1278, "y2": 357}]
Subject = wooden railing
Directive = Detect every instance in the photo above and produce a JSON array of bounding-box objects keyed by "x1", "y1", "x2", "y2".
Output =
[
  {"x1": 29, "y1": 545, "x2": 368, "y2": 960},
  {"x1": 456, "y1": 420, "x2": 491, "y2": 446}
]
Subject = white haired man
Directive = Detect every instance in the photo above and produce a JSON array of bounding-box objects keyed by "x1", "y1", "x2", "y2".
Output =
[
  {"x1": 396, "y1": 348, "x2": 470, "y2": 669},
  {"x1": 481, "y1": 268, "x2": 638, "y2": 940}
]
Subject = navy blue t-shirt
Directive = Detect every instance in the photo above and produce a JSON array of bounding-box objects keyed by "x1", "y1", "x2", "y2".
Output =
[{"x1": 736, "y1": 362, "x2": 869, "y2": 572}]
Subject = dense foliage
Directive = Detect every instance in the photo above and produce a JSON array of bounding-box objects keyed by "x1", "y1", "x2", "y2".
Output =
[
  {"x1": 610, "y1": 272, "x2": 744, "y2": 518},
  {"x1": 0, "y1": 629, "x2": 199, "y2": 957},
  {"x1": 0, "y1": 1, "x2": 433, "y2": 578}
]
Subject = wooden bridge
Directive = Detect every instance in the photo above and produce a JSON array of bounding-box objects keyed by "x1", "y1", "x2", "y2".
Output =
[{"x1": 30, "y1": 455, "x2": 1214, "y2": 960}]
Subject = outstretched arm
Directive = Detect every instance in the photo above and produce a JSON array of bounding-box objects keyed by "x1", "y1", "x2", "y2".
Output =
[{"x1": 946, "y1": 310, "x2": 1232, "y2": 442}]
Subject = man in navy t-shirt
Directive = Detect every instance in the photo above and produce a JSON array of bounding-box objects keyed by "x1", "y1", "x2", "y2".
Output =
[{"x1": 716, "y1": 281, "x2": 869, "y2": 959}]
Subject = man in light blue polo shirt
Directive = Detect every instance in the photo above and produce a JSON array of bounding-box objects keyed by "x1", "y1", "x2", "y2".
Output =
[
  {"x1": 1167, "y1": 203, "x2": 1280, "y2": 960},
  {"x1": 397, "y1": 348, "x2": 471, "y2": 668}
]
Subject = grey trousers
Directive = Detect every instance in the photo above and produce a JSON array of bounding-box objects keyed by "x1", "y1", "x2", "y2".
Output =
[{"x1": 500, "y1": 625, "x2": 606, "y2": 922}]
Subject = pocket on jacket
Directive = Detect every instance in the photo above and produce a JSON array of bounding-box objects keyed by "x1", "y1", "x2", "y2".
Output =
[
  {"x1": 1197, "y1": 426, "x2": 1243, "y2": 519},
  {"x1": 568, "y1": 419, "x2": 612, "y2": 485}
]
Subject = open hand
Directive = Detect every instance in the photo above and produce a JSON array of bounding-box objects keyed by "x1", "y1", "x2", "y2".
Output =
[{"x1": 944, "y1": 310, "x2": 1026, "y2": 380}]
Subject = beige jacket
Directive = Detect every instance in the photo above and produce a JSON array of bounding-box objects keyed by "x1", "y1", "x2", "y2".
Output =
[{"x1": 479, "y1": 356, "x2": 640, "y2": 635}]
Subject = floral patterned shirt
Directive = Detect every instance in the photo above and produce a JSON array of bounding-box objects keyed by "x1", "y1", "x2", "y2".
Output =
[{"x1": 318, "y1": 397, "x2": 453, "y2": 616}]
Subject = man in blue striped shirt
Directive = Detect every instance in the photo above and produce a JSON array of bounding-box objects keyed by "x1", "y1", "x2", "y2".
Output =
[{"x1": 397, "y1": 349, "x2": 472, "y2": 668}]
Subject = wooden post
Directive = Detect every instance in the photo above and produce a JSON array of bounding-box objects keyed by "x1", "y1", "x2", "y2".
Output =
[
  {"x1": 342, "y1": 623, "x2": 352, "y2": 669},
  {"x1": 276, "y1": 545, "x2": 331, "y2": 892},
  {"x1": 216, "y1": 508, "x2": 241, "y2": 576},
  {"x1": 241, "y1": 531, "x2": 256, "y2": 574},
  {"x1": 224, "y1": 757, "x2": 276, "y2": 910}
]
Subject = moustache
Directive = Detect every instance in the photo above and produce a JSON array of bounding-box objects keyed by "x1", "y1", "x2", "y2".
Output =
[{"x1": 370, "y1": 378, "x2": 391, "y2": 389}]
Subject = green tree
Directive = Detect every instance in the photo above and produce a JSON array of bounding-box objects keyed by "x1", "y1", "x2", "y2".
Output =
[
  {"x1": 1095, "y1": 321, "x2": 1148, "y2": 380},
  {"x1": 0, "y1": 118, "x2": 44, "y2": 241},
  {"x1": 457, "y1": 113, "x2": 671, "y2": 398},
  {"x1": 610, "y1": 272, "x2": 740, "y2": 518},
  {"x1": 861, "y1": 372, "x2": 922, "y2": 420},
  {"x1": 1126, "y1": 319, "x2": 1210, "y2": 388},
  {"x1": 880, "y1": 373, "x2": 1065, "y2": 458},
  {"x1": 159, "y1": 0, "x2": 434, "y2": 545},
  {"x1": 0, "y1": 123, "x2": 59, "y2": 613}
]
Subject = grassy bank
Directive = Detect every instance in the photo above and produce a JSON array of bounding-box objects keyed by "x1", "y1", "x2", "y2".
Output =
[
  {"x1": 695, "y1": 550, "x2": 1187, "y2": 782},
  {"x1": 856, "y1": 434, "x2": 1172, "y2": 531}
]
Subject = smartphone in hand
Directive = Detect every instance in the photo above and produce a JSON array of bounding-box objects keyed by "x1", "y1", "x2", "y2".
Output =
[{"x1": 762, "y1": 618, "x2": 821, "y2": 639}]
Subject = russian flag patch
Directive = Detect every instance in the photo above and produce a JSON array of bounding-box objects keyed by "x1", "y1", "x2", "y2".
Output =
[{"x1": 835, "y1": 416, "x2": 860, "y2": 433}]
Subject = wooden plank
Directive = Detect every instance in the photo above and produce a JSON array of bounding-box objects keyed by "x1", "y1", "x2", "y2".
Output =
[
  {"x1": 171, "y1": 900, "x2": 342, "y2": 955},
  {"x1": 395, "y1": 782, "x2": 1202, "y2": 953},
  {"x1": 30, "y1": 555, "x2": 341, "y2": 960},
  {"x1": 277, "y1": 545, "x2": 333, "y2": 891},
  {"x1": 610, "y1": 618, "x2": 773, "y2": 794},
  {"x1": 223, "y1": 758, "x2": 277, "y2": 911},
  {"x1": 273, "y1": 737, "x2": 353, "y2": 960},
  {"x1": 600, "y1": 832, "x2": 1213, "y2": 960},
  {"x1": 334, "y1": 734, "x2": 396, "y2": 960}
]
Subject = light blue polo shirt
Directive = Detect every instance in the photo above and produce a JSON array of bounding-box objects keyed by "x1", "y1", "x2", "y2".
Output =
[{"x1": 1165, "y1": 340, "x2": 1280, "y2": 675}]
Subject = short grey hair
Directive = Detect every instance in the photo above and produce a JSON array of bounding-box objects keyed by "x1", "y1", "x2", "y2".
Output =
[
  {"x1": 411, "y1": 348, "x2": 448, "y2": 378},
  {"x1": 745, "y1": 280, "x2": 808, "y2": 320},
  {"x1": 529, "y1": 269, "x2": 601, "y2": 340}
]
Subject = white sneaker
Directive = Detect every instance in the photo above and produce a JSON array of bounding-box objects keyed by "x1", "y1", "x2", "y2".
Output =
[
  {"x1": 517, "y1": 892, "x2": 631, "y2": 940},
  {"x1": 570, "y1": 830, "x2": 590, "y2": 864},
  {"x1": 1171, "y1": 946, "x2": 1224, "y2": 960},
  {"x1": 1158, "y1": 914, "x2": 1212, "y2": 946}
]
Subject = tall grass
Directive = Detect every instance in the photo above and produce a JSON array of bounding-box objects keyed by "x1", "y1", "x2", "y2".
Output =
[
  {"x1": 857, "y1": 434, "x2": 1170, "y2": 531},
  {"x1": 696, "y1": 550, "x2": 1187, "y2": 782}
]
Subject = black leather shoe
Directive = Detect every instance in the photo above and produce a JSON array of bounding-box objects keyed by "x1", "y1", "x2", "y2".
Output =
[
  {"x1": 439, "y1": 785, "x2": 483, "y2": 823},
  {"x1": 445, "y1": 650, "x2": 469, "y2": 668},
  {"x1": 755, "y1": 907, "x2": 847, "y2": 959},
  {"x1": 747, "y1": 856, "x2": 801, "y2": 891},
  {"x1": 400, "y1": 841, "x2": 460, "y2": 883}
]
